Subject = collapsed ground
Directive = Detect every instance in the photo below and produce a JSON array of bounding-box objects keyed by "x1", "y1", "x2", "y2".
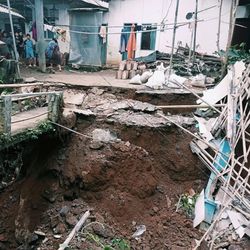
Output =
[{"x1": 0, "y1": 87, "x2": 209, "y2": 250}]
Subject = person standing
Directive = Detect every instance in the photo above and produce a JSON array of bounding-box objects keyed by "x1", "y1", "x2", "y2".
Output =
[
  {"x1": 24, "y1": 34, "x2": 35, "y2": 67},
  {"x1": 45, "y1": 38, "x2": 62, "y2": 71}
]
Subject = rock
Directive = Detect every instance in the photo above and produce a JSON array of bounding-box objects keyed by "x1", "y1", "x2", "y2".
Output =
[
  {"x1": 228, "y1": 244, "x2": 244, "y2": 250},
  {"x1": 132, "y1": 221, "x2": 137, "y2": 226},
  {"x1": 28, "y1": 233, "x2": 39, "y2": 245},
  {"x1": 53, "y1": 235, "x2": 62, "y2": 239},
  {"x1": 166, "y1": 195, "x2": 172, "y2": 208},
  {"x1": 65, "y1": 214, "x2": 78, "y2": 227},
  {"x1": 95, "y1": 213, "x2": 105, "y2": 224},
  {"x1": 50, "y1": 215, "x2": 60, "y2": 229},
  {"x1": 92, "y1": 129, "x2": 117, "y2": 143},
  {"x1": 59, "y1": 206, "x2": 70, "y2": 217},
  {"x1": 34, "y1": 231, "x2": 46, "y2": 238},
  {"x1": 60, "y1": 109, "x2": 77, "y2": 130},
  {"x1": 153, "y1": 206, "x2": 159, "y2": 213},
  {"x1": 54, "y1": 223, "x2": 66, "y2": 234},
  {"x1": 89, "y1": 141, "x2": 104, "y2": 150},
  {"x1": 92, "y1": 224, "x2": 114, "y2": 238},
  {"x1": 63, "y1": 90, "x2": 85, "y2": 106},
  {"x1": 42, "y1": 190, "x2": 56, "y2": 203},
  {"x1": 231, "y1": 232, "x2": 238, "y2": 241}
]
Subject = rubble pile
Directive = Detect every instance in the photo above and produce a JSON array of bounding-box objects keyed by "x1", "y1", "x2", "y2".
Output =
[{"x1": 189, "y1": 61, "x2": 250, "y2": 249}]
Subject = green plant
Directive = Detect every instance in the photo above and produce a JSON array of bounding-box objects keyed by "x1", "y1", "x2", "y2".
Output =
[
  {"x1": 216, "y1": 43, "x2": 250, "y2": 64},
  {"x1": 177, "y1": 193, "x2": 198, "y2": 217}
]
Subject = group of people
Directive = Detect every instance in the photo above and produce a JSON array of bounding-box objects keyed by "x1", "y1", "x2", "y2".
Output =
[{"x1": 0, "y1": 30, "x2": 62, "y2": 71}]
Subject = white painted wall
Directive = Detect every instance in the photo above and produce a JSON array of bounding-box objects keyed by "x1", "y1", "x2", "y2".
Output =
[{"x1": 105, "y1": 0, "x2": 231, "y2": 64}]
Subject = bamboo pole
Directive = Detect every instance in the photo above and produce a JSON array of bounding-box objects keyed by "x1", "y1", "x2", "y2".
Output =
[
  {"x1": 216, "y1": 0, "x2": 224, "y2": 52},
  {"x1": 157, "y1": 104, "x2": 225, "y2": 109},
  {"x1": 58, "y1": 210, "x2": 90, "y2": 250},
  {"x1": 192, "y1": 0, "x2": 199, "y2": 64},
  {"x1": 169, "y1": 0, "x2": 180, "y2": 71},
  {"x1": 6, "y1": 0, "x2": 20, "y2": 78}
]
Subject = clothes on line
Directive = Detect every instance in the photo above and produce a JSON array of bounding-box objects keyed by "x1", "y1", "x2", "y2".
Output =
[{"x1": 99, "y1": 25, "x2": 107, "y2": 44}]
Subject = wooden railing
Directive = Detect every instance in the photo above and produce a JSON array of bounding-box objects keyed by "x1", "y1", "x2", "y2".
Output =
[{"x1": 0, "y1": 91, "x2": 63, "y2": 135}]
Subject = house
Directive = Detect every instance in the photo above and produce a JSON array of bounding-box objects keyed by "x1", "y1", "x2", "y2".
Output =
[{"x1": 0, "y1": 0, "x2": 250, "y2": 67}]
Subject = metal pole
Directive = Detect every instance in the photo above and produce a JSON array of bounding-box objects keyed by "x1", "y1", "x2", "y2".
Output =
[
  {"x1": 6, "y1": 0, "x2": 21, "y2": 78},
  {"x1": 35, "y1": 0, "x2": 46, "y2": 72},
  {"x1": 192, "y1": 0, "x2": 198, "y2": 64},
  {"x1": 169, "y1": 0, "x2": 180, "y2": 71}
]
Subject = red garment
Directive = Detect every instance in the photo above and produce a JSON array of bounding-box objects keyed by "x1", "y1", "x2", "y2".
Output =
[{"x1": 126, "y1": 26, "x2": 136, "y2": 59}]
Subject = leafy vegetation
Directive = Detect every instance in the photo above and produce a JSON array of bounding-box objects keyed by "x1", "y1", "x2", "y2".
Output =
[
  {"x1": 177, "y1": 193, "x2": 199, "y2": 218},
  {"x1": 216, "y1": 43, "x2": 250, "y2": 64},
  {"x1": 82, "y1": 231, "x2": 130, "y2": 250}
]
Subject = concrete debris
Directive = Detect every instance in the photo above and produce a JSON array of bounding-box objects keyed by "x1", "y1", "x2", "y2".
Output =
[
  {"x1": 109, "y1": 111, "x2": 195, "y2": 128},
  {"x1": 63, "y1": 90, "x2": 85, "y2": 106},
  {"x1": 24, "y1": 77, "x2": 37, "y2": 83},
  {"x1": 132, "y1": 225, "x2": 146, "y2": 239},
  {"x1": 191, "y1": 74, "x2": 206, "y2": 88},
  {"x1": 92, "y1": 129, "x2": 118, "y2": 143}
]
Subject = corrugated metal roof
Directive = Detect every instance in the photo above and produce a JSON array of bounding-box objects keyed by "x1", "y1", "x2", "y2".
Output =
[
  {"x1": 81, "y1": 0, "x2": 109, "y2": 9},
  {"x1": 0, "y1": 4, "x2": 24, "y2": 18}
]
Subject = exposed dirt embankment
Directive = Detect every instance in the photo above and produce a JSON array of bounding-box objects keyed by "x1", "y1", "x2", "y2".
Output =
[{"x1": 0, "y1": 119, "x2": 207, "y2": 250}]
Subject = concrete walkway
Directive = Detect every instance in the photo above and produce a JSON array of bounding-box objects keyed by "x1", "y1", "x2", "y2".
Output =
[
  {"x1": 11, "y1": 107, "x2": 48, "y2": 135},
  {"x1": 21, "y1": 67, "x2": 203, "y2": 94}
]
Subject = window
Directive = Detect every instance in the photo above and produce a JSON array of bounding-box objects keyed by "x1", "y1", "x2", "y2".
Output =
[{"x1": 140, "y1": 24, "x2": 157, "y2": 50}]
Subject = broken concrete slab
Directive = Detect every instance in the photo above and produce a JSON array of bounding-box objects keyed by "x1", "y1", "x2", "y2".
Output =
[{"x1": 63, "y1": 90, "x2": 85, "y2": 106}]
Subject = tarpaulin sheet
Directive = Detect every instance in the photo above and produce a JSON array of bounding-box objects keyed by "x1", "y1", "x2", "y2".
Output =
[{"x1": 69, "y1": 11, "x2": 105, "y2": 66}]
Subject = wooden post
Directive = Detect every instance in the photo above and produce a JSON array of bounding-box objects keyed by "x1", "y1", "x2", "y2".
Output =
[
  {"x1": 35, "y1": 0, "x2": 46, "y2": 72},
  {"x1": 192, "y1": 0, "x2": 199, "y2": 64},
  {"x1": 169, "y1": 0, "x2": 180, "y2": 71},
  {"x1": 48, "y1": 93, "x2": 62, "y2": 122},
  {"x1": 3, "y1": 96, "x2": 12, "y2": 135}
]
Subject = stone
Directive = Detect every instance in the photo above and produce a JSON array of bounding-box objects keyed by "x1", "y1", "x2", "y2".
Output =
[
  {"x1": 59, "y1": 206, "x2": 70, "y2": 217},
  {"x1": 92, "y1": 129, "x2": 117, "y2": 143},
  {"x1": 92, "y1": 224, "x2": 114, "y2": 238},
  {"x1": 50, "y1": 215, "x2": 60, "y2": 229},
  {"x1": 63, "y1": 90, "x2": 85, "y2": 106},
  {"x1": 166, "y1": 195, "x2": 172, "y2": 208},
  {"x1": 54, "y1": 223, "x2": 66, "y2": 234},
  {"x1": 42, "y1": 190, "x2": 56, "y2": 203},
  {"x1": 89, "y1": 141, "x2": 104, "y2": 150},
  {"x1": 65, "y1": 214, "x2": 78, "y2": 227},
  {"x1": 95, "y1": 213, "x2": 105, "y2": 224},
  {"x1": 34, "y1": 231, "x2": 46, "y2": 237},
  {"x1": 28, "y1": 233, "x2": 39, "y2": 245},
  {"x1": 153, "y1": 206, "x2": 159, "y2": 213}
]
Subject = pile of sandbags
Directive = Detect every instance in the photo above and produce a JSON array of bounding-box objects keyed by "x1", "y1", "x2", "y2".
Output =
[{"x1": 116, "y1": 60, "x2": 147, "y2": 80}]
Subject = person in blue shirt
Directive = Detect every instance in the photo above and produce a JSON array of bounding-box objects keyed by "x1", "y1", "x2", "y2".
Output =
[
  {"x1": 46, "y1": 38, "x2": 62, "y2": 71},
  {"x1": 24, "y1": 34, "x2": 35, "y2": 67}
]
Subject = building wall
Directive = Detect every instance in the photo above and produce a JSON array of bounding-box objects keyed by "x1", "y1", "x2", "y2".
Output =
[{"x1": 105, "y1": 0, "x2": 232, "y2": 64}]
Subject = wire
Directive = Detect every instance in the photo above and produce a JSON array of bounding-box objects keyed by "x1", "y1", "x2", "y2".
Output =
[
  {"x1": 50, "y1": 121, "x2": 93, "y2": 139},
  {"x1": 161, "y1": 0, "x2": 174, "y2": 24}
]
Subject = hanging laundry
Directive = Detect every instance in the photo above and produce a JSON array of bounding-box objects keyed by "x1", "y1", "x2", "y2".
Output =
[
  {"x1": 119, "y1": 28, "x2": 128, "y2": 54},
  {"x1": 99, "y1": 25, "x2": 107, "y2": 44},
  {"x1": 31, "y1": 21, "x2": 37, "y2": 41},
  {"x1": 126, "y1": 24, "x2": 136, "y2": 59}
]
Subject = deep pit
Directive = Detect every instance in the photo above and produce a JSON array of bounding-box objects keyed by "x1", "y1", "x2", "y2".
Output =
[{"x1": 0, "y1": 87, "x2": 208, "y2": 250}]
